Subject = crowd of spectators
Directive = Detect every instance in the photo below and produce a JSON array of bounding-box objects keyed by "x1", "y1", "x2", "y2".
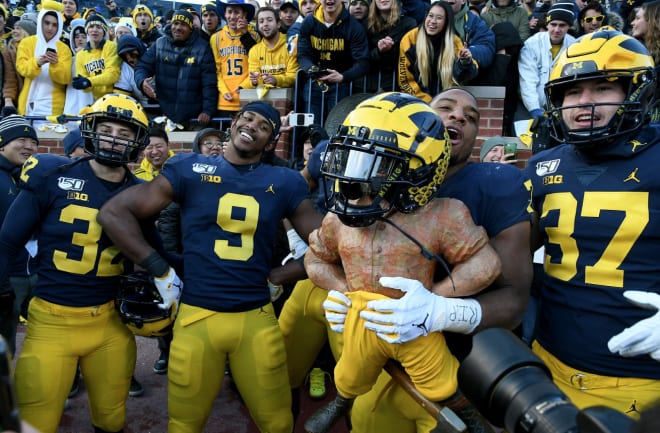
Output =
[{"x1": 0, "y1": 0, "x2": 654, "y2": 136}]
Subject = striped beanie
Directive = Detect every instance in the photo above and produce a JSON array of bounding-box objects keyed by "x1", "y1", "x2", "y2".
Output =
[
  {"x1": 547, "y1": 2, "x2": 575, "y2": 25},
  {"x1": 85, "y1": 13, "x2": 108, "y2": 35},
  {"x1": 0, "y1": 115, "x2": 38, "y2": 148}
]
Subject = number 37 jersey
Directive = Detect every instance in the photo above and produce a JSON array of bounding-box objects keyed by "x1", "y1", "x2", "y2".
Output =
[
  {"x1": 161, "y1": 153, "x2": 309, "y2": 313},
  {"x1": 525, "y1": 125, "x2": 660, "y2": 379}
]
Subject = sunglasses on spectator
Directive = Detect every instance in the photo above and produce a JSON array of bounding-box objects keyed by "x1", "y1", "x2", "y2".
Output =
[
  {"x1": 349, "y1": 0, "x2": 368, "y2": 5},
  {"x1": 583, "y1": 15, "x2": 604, "y2": 24},
  {"x1": 202, "y1": 141, "x2": 223, "y2": 149}
]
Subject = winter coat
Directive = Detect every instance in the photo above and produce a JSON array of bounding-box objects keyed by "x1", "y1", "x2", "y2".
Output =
[
  {"x1": 297, "y1": 4, "x2": 369, "y2": 83},
  {"x1": 136, "y1": 29, "x2": 218, "y2": 123},
  {"x1": 452, "y1": 1, "x2": 496, "y2": 72},
  {"x1": 481, "y1": 0, "x2": 531, "y2": 41},
  {"x1": 518, "y1": 30, "x2": 575, "y2": 113},
  {"x1": 398, "y1": 27, "x2": 477, "y2": 102},
  {"x1": 366, "y1": 15, "x2": 417, "y2": 91}
]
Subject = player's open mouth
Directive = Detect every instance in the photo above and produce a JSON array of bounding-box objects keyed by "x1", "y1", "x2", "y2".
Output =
[
  {"x1": 575, "y1": 113, "x2": 598, "y2": 122},
  {"x1": 446, "y1": 126, "x2": 462, "y2": 144}
]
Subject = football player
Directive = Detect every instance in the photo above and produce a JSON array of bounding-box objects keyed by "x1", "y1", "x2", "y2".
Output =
[
  {"x1": 98, "y1": 101, "x2": 323, "y2": 433},
  {"x1": 0, "y1": 94, "x2": 150, "y2": 433},
  {"x1": 525, "y1": 30, "x2": 660, "y2": 416},
  {"x1": 302, "y1": 92, "x2": 502, "y2": 433}
]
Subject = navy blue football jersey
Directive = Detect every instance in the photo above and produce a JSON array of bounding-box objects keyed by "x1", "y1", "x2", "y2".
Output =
[
  {"x1": 437, "y1": 162, "x2": 531, "y2": 237},
  {"x1": 525, "y1": 124, "x2": 660, "y2": 379},
  {"x1": 7, "y1": 154, "x2": 141, "y2": 306},
  {"x1": 161, "y1": 153, "x2": 309, "y2": 312},
  {"x1": 305, "y1": 139, "x2": 330, "y2": 213}
]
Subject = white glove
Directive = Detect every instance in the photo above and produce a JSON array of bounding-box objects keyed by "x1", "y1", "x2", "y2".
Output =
[
  {"x1": 268, "y1": 279, "x2": 284, "y2": 302},
  {"x1": 286, "y1": 229, "x2": 309, "y2": 260},
  {"x1": 608, "y1": 290, "x2": 660, "y2": 362},
  {"x1": 154, "y1": 267, "x2": 182, "y2": 312},
  {"x1": 360, "y1": 276, "x2": 482, "y2": 344},
  {"x1": 323, "y1": 290, "x2": 351, "y2": 333}
]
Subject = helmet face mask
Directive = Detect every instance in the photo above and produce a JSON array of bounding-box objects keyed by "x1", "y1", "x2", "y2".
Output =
[
  {"x1": 322, "y1": 92, "x2": 450, "y2": 227},
  {"x1": 116, "y1": 271, "x2": 174, "y2": 338},
  {"x1": 80, "y1": 94, "x2": 150, "y2": 166},
  {"x1": 544, "y1": 29, "x2": 656, "y2": 151}
]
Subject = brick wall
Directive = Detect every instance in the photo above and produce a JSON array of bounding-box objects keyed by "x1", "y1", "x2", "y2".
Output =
[
  {"x1": 35, "y1": 129, "x2": 196, "y2": 172},
  {"x1": 35, "y1": 87, "x2": 532, "y2": 168},
  {"x1": 466, "y1": 86, "x2": 532, "y2": 168}
]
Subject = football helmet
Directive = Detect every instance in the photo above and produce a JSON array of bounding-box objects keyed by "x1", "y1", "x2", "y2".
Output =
[
  {"x1": 321, "y1": 92, "x2": 451, "y2": 227},
  {"x1": 80, "y1": 93, "x2": 150, "y2": 166},
  {"x1": 116, "y1": 271, "x2": 175, "y2": 338},
  {"x1": 544, "y1": 29, "x2": 656, "y2": 149}
]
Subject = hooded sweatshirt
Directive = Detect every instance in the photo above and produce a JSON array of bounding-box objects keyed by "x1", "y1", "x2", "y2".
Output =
[
  {"x1": 240, "y1": 32, "x2": 299, "y2": 89},
  {"x1": 76, "y1": 17, "x2": 121, "y2": 100},
  {"x1": 296, "y1": 3, "x2": 369, "y2": 82},
  {"x1": 63, "y1": 18, "x2": 93, "y2": 116},
  {"x1": 17, "y1": 8, "x2": 73, "y2": 116},
  {"x1": 114, "y1": 35, "x2": 148, "y2": 106}
]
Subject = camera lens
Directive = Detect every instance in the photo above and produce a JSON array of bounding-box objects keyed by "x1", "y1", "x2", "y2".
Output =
[
  {"x1": 458, "y1": 329, "x2": 637, "y2": 433},
  {"x1": 458, "y1": 329, "x2": 579, "y2": 433},
  {"x1": 495, "y1": 366, "x2": 579, "y2": 433}
]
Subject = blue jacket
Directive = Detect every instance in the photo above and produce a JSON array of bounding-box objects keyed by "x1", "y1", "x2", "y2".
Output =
[
  {"x1": 0, "y1": 156, "x2": 31, "y2": 279},
  {"x1": 135, "y1": 29, "x2": 218, "y2": 124},
  {"x1": 297, "y1": 4, "x2": 369, "y2": 83},
  {"x1": 453, "y1": 2, "x2": 496, "y2": 71}
]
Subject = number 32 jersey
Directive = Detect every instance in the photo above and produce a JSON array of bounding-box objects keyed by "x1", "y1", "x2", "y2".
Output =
[
  {"x1": 525, "y1": 124, "x2": 660, "y2": 379},
  {"x1": 161, "y1": 153, "x2": 308, "y2": 313},
  {"x1": 11, "y1": 154, "x2": 141, "y2": 307}
]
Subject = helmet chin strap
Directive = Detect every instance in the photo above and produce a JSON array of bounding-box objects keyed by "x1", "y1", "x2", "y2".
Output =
[
  {"x1": 376, "y1": 215, "x2": 456, "y2": 293},
  {"x1": 95, "y1": 155, "x2": 125, "y2": 168}
]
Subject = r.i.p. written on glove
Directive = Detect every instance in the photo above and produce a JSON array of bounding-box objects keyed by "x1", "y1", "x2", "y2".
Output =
[{"x1": 360, "y1": 276, "x2": 482, "y2": 344}]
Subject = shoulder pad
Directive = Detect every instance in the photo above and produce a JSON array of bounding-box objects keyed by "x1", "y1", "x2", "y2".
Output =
[
  {"x1": 168, "y1": 152, "x2": 197, "y2": 165},
  {"x1": 19, "y1": 154, "x2": 77, "y2": 191}
]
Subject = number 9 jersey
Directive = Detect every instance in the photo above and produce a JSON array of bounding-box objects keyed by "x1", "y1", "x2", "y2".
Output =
[
  {"x1": 161, "y1": 152, "x2": 309, "y2": 312},
  {"x1": 1, "y1": 154, "x2": 142, "y2": 307},
  {"x1": 525, "y1": 124, "x2": 660, "y2": 380}
]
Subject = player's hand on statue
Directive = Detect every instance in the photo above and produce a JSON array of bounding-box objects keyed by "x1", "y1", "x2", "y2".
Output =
[
  {"x1": 323, "y1": 290, "x2": 351, "y2": 333},
  {"x1": 608, "y1": 290, "x2": 660, "y2": 362},
  {"x1": 360, "y1": 277, "x2": 437, "y2": 343},
  {"x1": 268, "y1": 279, "x2": 284, "y2": 302},
  {"x1": 154, "y1": 267, "x2": 183, "y2": 313},
  {"x1": 361, "y1": 276, "x2": 482, "y2": 344}
]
